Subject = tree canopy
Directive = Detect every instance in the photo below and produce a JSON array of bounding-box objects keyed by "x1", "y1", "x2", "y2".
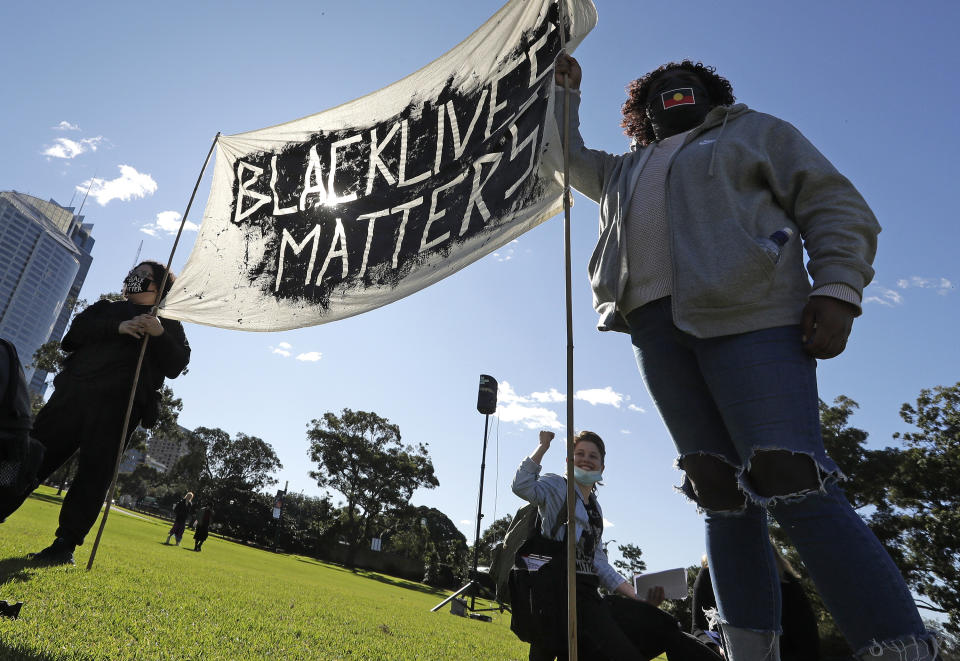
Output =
[
  {"x1": 772, "y1": 386, "x2": 960, "y2": 653},
  {"x1": 307, "y1": 408, "x2": 438, "y2": 565}
]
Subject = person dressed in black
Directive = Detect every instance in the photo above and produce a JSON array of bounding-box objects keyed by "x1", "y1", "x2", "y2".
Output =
[
  {"x1": 692, "y1": 546, "x2": 821, "y2": 661},
  {"x1": 0, "y1": 339, "x2": 45, "y2": 517},
  {"x1": 192, "y1": 505, "x2": 213, "y2": 552},
  {"x1": 0, "y1": 261, "x2": 190, "y2": 566},
  {"x1": 513, "y1": 430, "x2": 722, "y2": 661},
  {"x1": 165, "y1": 491, "x2": 194, "y2": 546}
]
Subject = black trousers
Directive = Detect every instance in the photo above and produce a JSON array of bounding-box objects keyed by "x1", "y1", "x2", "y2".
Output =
[
  {"x1": 530, "y1": 583, "x2": 722, "y2": 661},
  {"x1": 0, "y1": 383, "x2": 139, "y2": 546}
]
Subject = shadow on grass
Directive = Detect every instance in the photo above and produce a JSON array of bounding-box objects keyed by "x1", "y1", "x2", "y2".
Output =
[
  {"x1": 25, "y1": 492, "x2": 64, "y2": 507},
  {"x1": 0, "y1": 642, "x2": 62, "y2": 661},
  {"x1": 290, "y1": 556, "x2": 447, "y2": 597},
  {"x1": 356, "y1": 570, "x2": 449, "y2": 597},
  {"x1": 0, "y1": 557, "x2": 34, "y2": 585}
]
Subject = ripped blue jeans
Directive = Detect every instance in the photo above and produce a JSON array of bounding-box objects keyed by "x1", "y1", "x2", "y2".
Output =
[{"x1": 627, "y1": 298, "x2": 929, "y2": 656}]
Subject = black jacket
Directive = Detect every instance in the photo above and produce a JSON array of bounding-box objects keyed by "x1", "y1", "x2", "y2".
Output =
[
  {"x1": 173, "y1": 498, "x2": 193, "y2": 525},
  {"x1": 55, "y1": 299, "x2": 190, "y2": 408}
]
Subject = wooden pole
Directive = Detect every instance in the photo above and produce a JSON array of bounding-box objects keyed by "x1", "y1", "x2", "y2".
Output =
[
  {"x1": 556, "y1": 1, "x2": 578, "y2": 658},
  {"x1": 86, "y1": 132, "x2": 220, "y2": 571}
]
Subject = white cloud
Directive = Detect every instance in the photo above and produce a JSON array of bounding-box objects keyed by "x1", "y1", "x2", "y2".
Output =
[
  {"x1": 575, "y1": 386, "x2": 624, "y2": 408},
  {"x1": 140, "y1": 210, "x2": 199, "y2": 236},
  {"x1": 498, "y1": 402, "x2": 564, "y2": 430},
  {"x1": 43, "y1": 136, "x2": 104, "y2": 159},
  {"x1": 78, "y1": 165, "x2": 157, "y2": 206},
  {"x1": 496, "y1": 381, "x2": 529, "y2": 405},
  {"x1": 52, "y1": 121, "x2": 80, "y2": 131},
  {"x1": 495, "y1": 382, "x2": 564, "y2": 430},
  {"x1": 620, "y1": 429, "x2": 631, "y2": 435},
  {"x1": 897, "y1": 276, "x2": 955, "y2": 296},
  {"x1": 459, "y1": 520, "x2": 472, "y2": 528},
  {"x1": 491, "y1": 239, "x2": 520, "y2": 263},
  {"x1": 495, "y1": 382, "x2": 631, "y2": 430},
  {"x1": 602, "y1": 518, "x2": 614, "y2": 529},
  {"x1": 863, "y1": 283, "x2": 903, "y2": 307},
  {"x1": 627, "y1": 404, "x2": 645, "y2": 413},
  {"x1": 269, "y1": 342, "x2": 321, "y2": 362},
  {"x1": 530, "y1": 388, "x2": 565, "y2": 403}
]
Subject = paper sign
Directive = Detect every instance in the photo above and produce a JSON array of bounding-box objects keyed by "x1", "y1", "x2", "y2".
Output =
[{"x1": 633, "y1": 567, "x2": 688, "y2": 600}]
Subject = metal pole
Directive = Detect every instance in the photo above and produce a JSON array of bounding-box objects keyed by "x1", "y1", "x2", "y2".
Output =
[
  {"x1": 86, "y1": 132, "x2": 220, "y2": 571},
  {"x1": 470, "y1": 413, "x2": 491, "y2": 611},
  {"x1": 557, "y1": 1, "x2": 578, "y2": 657}
]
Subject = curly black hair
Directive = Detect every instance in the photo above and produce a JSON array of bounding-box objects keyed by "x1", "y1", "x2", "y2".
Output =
[{"x1": 621, "y1": 60, "x2": 735, "y2": 147}]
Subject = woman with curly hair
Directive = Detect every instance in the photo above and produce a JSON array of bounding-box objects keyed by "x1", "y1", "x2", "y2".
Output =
[{"x1": 551, "y1": 53, "x2": 940, "y2": 661}]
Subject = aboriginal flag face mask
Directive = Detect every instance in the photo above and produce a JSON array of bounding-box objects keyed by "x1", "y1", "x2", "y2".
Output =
[{"x1": 645, "y1": 72, "x2": 713, "y2": 138}]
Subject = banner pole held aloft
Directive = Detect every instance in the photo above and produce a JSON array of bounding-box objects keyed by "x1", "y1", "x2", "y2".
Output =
[
  {"x1": 86, "y1": 132, "x2": 220, "y2": 571},
  {"x1": 556, "y1": 1, "x2": 578, "y2": 658}
]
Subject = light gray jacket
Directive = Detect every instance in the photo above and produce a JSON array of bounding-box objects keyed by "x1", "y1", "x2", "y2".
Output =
[
  {"x1": 558, "y1": 93, "x2": 881, "y2": 336},
  {"x1": 511, "y1": 457, "x2": 626, "y2": 593}
]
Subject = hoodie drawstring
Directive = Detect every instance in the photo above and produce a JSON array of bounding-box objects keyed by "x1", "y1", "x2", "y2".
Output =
[{"x1": 707, "y1": 111, "x2": 730, "y2": 177}]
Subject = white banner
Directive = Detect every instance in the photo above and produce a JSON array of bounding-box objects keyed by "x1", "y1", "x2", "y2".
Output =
[{"x1": 160, "y1": 0, "x2": 597, "y2": 331}]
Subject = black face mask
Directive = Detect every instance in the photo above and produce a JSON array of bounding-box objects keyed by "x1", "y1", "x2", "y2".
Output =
[
  {"x1": 646, "y1": 82, "x2": 713, "y2": 139},
  {"x1": 123, "y1": 272, "x2": 153, "y2": 294}
]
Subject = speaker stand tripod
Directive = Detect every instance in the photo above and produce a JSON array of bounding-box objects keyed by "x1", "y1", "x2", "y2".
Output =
[{"x1": 431, "y1": 411, "x2": 505, "y2": 620}]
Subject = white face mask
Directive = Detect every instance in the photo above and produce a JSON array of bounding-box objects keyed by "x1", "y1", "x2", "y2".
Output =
[{"x1": 573, "y1": 466, "x2": 603, "y2": 487}]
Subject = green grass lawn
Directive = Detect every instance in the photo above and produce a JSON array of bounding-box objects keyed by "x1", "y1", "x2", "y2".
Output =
[{"x1": 0, "y1": 487, "x2": 531, "y2": 660}]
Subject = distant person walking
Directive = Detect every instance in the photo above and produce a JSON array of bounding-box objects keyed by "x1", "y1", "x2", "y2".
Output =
[
  {"x1": 192, "y1": 506, "x2": 213, "y2": 552},
  {"x1": 166, "y1": 492, "x2": 194, "y2": 546},
  {"x1": 0, "y1": 261, "x2": 190, "y2": 566}
]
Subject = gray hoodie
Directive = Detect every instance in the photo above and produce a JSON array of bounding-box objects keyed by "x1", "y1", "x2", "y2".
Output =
[{"x1": 558, "y1": 93, "x2": 880, "y2": 337}]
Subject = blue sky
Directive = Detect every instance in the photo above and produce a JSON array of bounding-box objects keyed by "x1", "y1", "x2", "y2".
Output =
[{"x1": 1, "y1": 0, "x2": 958, "y2": 590}]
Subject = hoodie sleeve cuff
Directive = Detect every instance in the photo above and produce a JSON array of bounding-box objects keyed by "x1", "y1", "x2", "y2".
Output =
[{"x1": 810, "y1": 283, "x2": 862, "y2": 313}]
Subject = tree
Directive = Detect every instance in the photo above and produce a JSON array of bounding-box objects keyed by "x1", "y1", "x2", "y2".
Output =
[
  {"x1": 192, "y1": 426, "x2": 282, "y2": 496},
  {"x1": 166, "y1": 427, "x2": 282, "y2": 544},
  {"x1": 819, "y1": 396, "x2": 901, "y2": 510},
  {"x1": 307, "y1": 409, "x2": 439, "y2": 567},
  {"x1": 774, "y1": 390, "x2": 960, "y2": 651},
  {"x1": 880, "y1": 383, "x2": 960, "y2": 637},
  {"x1": 117, "y1": 464, "x2": 161, "y2": 502},
  {"x1": 612, "y1": 542, "x2": 647, "y2": 577}
]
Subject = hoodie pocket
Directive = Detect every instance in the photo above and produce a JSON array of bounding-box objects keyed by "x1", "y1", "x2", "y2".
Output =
[{"x1": 675, "y1": 218, "x2": 777, "y2": 310}]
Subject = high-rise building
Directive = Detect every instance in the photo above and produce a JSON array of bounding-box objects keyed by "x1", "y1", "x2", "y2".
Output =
[
  {"x1": 0, "y1": 191, "x2": 95, "y2": 394},
  {"x1": 147, "y1": 425, "x2": 193, "y2": 473}
]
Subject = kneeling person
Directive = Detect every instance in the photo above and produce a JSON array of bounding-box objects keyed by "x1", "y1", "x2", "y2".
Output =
[{"x1": 512, "y1": 430, "x2": 720, "y2": 661}]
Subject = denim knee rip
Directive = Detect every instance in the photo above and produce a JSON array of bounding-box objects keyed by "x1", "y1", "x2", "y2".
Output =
[
  {"x1": 857, "y1": 634, "x2": 940, "y2": 661},
  {"x1": 675, "y1": 449, "x2": 847, "y2": 513}
]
